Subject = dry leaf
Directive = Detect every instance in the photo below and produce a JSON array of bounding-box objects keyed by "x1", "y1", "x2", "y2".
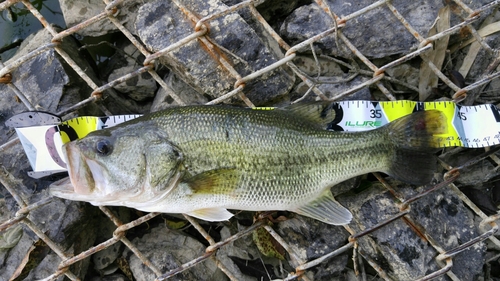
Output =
[
  {"x1": 419, "y1": 6, "x2": 451, "y2": 101},
  {"x1": 450, "y1": 21, "x2": 500, "y2": 54},
  {"x1": 453, "y1": 16, "x2": 500, "y2": 78}
]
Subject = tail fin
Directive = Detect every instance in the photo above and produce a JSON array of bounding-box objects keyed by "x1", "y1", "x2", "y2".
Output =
[{"x1": 384, "y1": 110, "x2": 448, "y2": 185}]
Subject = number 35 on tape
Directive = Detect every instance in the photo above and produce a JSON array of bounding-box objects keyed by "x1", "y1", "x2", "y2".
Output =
[
  {"x1": 333, "y1": 100, "x2": 500, "y2": 148},
  {"x1": 6, "y1": 100, "x2": 500, "y2": 178}
]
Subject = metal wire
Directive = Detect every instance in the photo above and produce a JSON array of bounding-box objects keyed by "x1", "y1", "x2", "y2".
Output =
[{"x1": 1, "y1": 1, "x2": 500, "y2": 280}]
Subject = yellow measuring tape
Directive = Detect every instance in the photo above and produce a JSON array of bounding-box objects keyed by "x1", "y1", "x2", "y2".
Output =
[{"x1": 255, "y1": 100, "x2": 499, "y2": 148}]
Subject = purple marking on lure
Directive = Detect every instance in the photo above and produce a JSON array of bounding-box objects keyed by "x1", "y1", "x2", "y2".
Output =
[{"x1": 45, "y1": 126, "x2": 67, "y2": 169}]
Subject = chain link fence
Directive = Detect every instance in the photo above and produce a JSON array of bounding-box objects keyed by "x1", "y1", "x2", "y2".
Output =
[{"x1": 1, "y1": 0, "x2": 500, "y2": 280}]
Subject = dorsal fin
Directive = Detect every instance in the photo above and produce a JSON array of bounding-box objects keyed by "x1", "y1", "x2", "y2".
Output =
[{"x1": 283, "y1": 102, "x2": 336, "y2": 128}]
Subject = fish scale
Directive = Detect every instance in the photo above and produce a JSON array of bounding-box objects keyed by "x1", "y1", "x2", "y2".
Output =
[
  {"x1": 153, "y1": 108, "x2": 384, "y2": 200},
  {"x1": 50, "y1": 104, "x2": 448, "y2": 225}
]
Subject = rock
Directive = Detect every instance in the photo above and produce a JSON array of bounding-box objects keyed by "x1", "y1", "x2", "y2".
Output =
[
  {"x1": 92, "y1": 207, "x2": 129, "y2": 276},
  {"x1": 293, "y1": 55, "x2": 344, "y2": 77},
  {"x1": 0, "y1": 225, "x2": 23, "y2": 251},
  {"x1": 276, "y1": 216, "x2": 350, "y2": 280},
  {"x1": 59, "y1": 0, "x2": 142, "y2": 37},
  {"x1": 104, "y1": 42, "x2": 157, "y2": 102},
  {"x1": 280, "y1": 1, "x2": 443, "y2": 58},
  {"x1": 217, "y1": 223, "x2": 288, "y2": 281},
  {"x1": 89, "y1": 273, "x2": 129, "y2": 281},
  {"x1": 0, "y1": 26, "x2": 100, "y2": 145},
  {"x1": 151, "y1": 73, "x2": 209, "y2": 112},
  {"x1": 337, "y1": 181, "x2": 486, "y2": 280},
  {"x1": 406, "y1": 185, "x2": 486, "y2": 280},
  {"x1": 290, "y1": 50, "x2": 372, "y2": 101},
  {"x1": 221, "y1": 0, "x2": 299, "y2": 60},
  {"x1": 253, "y1": 0, "x2": 301, "y2": 29},
  {"x1": 294, "y1": 75, "x2": 372, "y2": 101},
  {"x1": 0, "y1": 192, "x2": 98, "y2": 280},
  {"x1": 384, "y1": 63, "x2": 420, "y2": 91},
  {"x1": 453, "y1": 33, "x2": 500, "y2": 105},
  {"x1": 338, "y1": 184, "x2": 444, "y2": 280},
  {"x1": 109, "y1": 70, "x2": 156, "y2": 102},
  {"x1": 0, "y1": 227, "x2": 36, "y2": 279},
  {"x1": 123, "y1": 225, "x2": 225, "y2": 281},
  {"x1": 440, "y1": 149, "x2": 498, "y2": 186},
  {"x1": 448, "y1": 0, "x2": 495, "y2": 30},
  {"x1": 0, "y1": 26, "x2": 101, "y2": 280},
  {"x1": 135, "y1": 0, "x2": 295, "y2": 105},
  {"x1": 280, "y1": 4, "x2": 339, "y2": 56},
  {"x1": 28, "y1": 194, "x2": 98, "y2": 279}
]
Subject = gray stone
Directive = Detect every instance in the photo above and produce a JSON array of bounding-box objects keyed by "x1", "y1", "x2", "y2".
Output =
[
  {"x1": 0, "y1": 192, "x2": 98, "y2": 280},
  {"x1": 151, "y1": 73, "x2": 209, "y2": 112},
  {"x1": 276, "y1": 216, "x2": 350, "y2": 280},
  {"x1": 217, "y1": 225, "x2": 271, "y2": 281},
  {"x1": 59, "y1": 0, "x2": 143, "y2": 37},
  {"x1": 384, "y1": 63, "x2": 420, "y2": 91},
  {"x1": 222, "y1": 0, "x2": 299, "y2": 61},
  {"x1": 29, "y1": 194, "x2": 98, "y2": 278},
  {"x1": 294, "y1": 75, "x2": 372, "y2": 101},
  {"x1": 123, "y1": 225, "x2": 226, "y2": 281},
  {"x1": 0, "y1": 228, "x2": 36, "y2": 279},
  {"x1": 135, "y1": 0, "x2": 295, "y2": 105},
  {"x1": 92, "y1": 207, "x2": 129, "y2": 276},
  {"x1": 103, "y1": 42, "x2": 157, "y2": 102},
  {"x1": 253, "y1": 0, "x2": 301, "y2": 27},
  {"x1": 24, "y1": 251, "x2": 64, "y2": 281},
  {"x1": 453, "y1": 34, "x2": 500, "y2": 105},
  {"x1": 337, "y1": 181, "x2": 486, "y2": 280},
  {"x1": 406, "y1": 185, "x2": 486, "y2": 281},
  {"x1": 0, "y1": 26, "x2": 100, "y2": 144},
  {"x1": 280, "y1": 1, "x2": 443, "y2": 58},
  {"x1": 109, "y1": 68, "x2": 156, "y2": 102},
  {"x1": 0, "y1": 25, "x2": 100, "y2": 280},
  {"x1": 89, "y1": 273, "x2": 128, "y2": 281},
  {"x1": 440, "y1": 149, "x2": 498, "y2": 186},
  {"x1": 338, "y1": 184, "x2": 443, "y2": 280},
  {"x1": 280, "y1": 4, "x2": 340, "y2": 56},
  {"x1": 293, "y1": 55, "x2": 344, "y2": 77}
]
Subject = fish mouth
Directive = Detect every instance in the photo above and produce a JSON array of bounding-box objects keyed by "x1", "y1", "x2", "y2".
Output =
[
  {"x1": 49, "y1": 142, "x2": 95, "y2": 198},
  {"x1": 49, "y1": 177, "x2": 75, "y2": 197}
]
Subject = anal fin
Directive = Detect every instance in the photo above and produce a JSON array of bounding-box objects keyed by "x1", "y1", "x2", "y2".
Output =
[
  {"x1": 186, "y1": 208, "x2": 234, "y2": 222},
  {"x1": 293, "y1": 190, "x2": 352, "y2": 225}
]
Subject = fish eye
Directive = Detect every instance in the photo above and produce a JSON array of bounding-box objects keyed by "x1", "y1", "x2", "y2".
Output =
[{"x1": 95, "y1": 139, "x2": 113, "y2": 156}]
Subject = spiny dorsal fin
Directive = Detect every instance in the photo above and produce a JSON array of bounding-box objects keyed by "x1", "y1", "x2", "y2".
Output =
[
  {"x1": 187, "y1": 208, "x2": 234, "y2": 221},
  {"x1": 283, "y1": 102, "x2": 336, "y2": 128},
  {"x1": 185, "y1": 168, "x2": 240, "y2": 195},
  {"x1": 293, "y1": 189, "x2": 352, "y2": 225}
]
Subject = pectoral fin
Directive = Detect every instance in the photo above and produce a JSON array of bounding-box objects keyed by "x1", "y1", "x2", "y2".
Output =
[
  {"x1": 293, "y1": 190, "x2": 352, "y2": 225},
  {"x1": 187, "y1": 208, "x2": 234, "y2": 221},
  {"x1": 185, "y1": 168, "x2": 240, "y2": 195}
]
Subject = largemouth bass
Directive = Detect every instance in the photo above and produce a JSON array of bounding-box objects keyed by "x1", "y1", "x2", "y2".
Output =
[{"x1": 50, "y1": 103, "x2": 447, "y2": 225}]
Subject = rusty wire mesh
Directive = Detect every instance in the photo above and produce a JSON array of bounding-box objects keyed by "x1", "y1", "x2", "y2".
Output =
[{"x1": 1, "y1": 0, "x2": 500, "y2": 280}]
